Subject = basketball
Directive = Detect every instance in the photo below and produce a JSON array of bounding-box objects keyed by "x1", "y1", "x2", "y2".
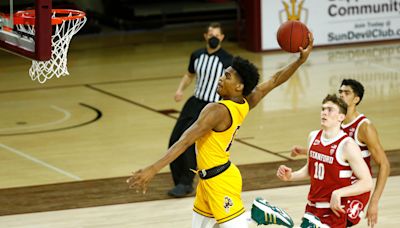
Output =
[{"x1": 277, "y1": 20, "x2": 309, "y2": 53}]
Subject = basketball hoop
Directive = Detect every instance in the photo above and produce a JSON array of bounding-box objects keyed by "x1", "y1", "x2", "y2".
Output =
[{"x1": 14, "y1": 9, "x2": 86, "y2": 83}]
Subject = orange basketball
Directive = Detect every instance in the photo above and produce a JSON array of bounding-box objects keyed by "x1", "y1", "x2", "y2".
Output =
[{"x1": 277, "y1": 20, "x2": 309, "y2": 53}]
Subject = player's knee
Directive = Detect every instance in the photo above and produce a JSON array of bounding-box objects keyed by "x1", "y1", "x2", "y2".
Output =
[{"x1": 219, "y1": 212, "x2": 248, "y2": 228}]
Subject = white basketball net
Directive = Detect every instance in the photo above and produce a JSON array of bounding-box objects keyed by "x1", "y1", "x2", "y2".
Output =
[{"x1": 16, "y1": 12, "x2": 86, "y2": 83}]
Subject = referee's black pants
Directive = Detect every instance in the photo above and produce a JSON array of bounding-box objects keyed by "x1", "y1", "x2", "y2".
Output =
[{"x1": 169, "y1": 96, "x2": 209, "y2": 186}]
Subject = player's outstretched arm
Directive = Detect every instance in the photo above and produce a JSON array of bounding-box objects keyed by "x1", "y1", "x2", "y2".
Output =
[
  {"x1": 126, "y1": 103, "x2": 227, "y2": 193},
  {"x1": 246, "y1": 33, "x2": 314, "y2": 109}
]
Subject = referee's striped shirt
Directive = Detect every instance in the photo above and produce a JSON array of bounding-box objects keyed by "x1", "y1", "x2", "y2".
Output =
[{"x1": 188, "y1": 48, "x2": 233, "y2": 103}]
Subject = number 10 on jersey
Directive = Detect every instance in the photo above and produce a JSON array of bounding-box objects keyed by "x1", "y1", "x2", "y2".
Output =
[{"x1": 314, "y1": 162, "x2": 325, "y2": 180}]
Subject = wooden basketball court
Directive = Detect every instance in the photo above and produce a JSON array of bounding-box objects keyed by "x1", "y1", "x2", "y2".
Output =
[{"x1": 0, "y1": 25, "x2": 399, "y2": 227}]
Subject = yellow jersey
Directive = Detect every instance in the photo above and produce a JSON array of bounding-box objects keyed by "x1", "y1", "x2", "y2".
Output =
[{"x1": 195, "y1": 99, "x2": 249, "y2": 170}]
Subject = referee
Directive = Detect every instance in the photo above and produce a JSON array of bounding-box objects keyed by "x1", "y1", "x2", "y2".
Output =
[{"x1": 168, "y1": 22, "x2": 233, "y2": 197}]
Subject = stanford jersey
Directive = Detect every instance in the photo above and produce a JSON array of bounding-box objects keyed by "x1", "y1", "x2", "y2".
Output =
[
  {"x1": 341, "y1": 114, "x2": 372, "y2": 225},
  {"x1": 306, "y1": 130, "x2": 353, "y2": 228},
  {"x1": 308, "y1": 130, "x2": 353, "y2": 203},
  {"x1": 341, "y1": 114, "x2": 372, "y2": 174}
]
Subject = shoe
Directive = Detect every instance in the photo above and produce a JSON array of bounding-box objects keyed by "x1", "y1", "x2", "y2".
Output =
[
  {"x1": 251, "y1": 197, "x2": 294, "y2": 227},
  {"x1": 300, "y1": 212, "x2": 329, "y2": 228},
  {"x1": 167, "y1": 184, "x2": 193, "y2": 198}
]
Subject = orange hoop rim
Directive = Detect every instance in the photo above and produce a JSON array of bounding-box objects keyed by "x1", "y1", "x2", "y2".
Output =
[{"x1": 14, "y1": 9, "x2": 86, "y2": 25}]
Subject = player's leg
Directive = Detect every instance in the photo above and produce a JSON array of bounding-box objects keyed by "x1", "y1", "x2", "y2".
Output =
[
  {"x1": 192, "y1": 212, "x2": 218, "y2": 228},
  {"x1": 207, "y1": 165, "x2": 246, "y2": 225},
  {"x1": 193, "y1": 181, "x2": 218, "y2": 228},
  {"x1": 194, "y1": 164, "x2": 248, "y2": 227},
  {"x1": 194, "y1": 212, "x2": 251, "y2": 228},
  {"x1": 218, "y1": 212, "x2": 248, "y2": 228}
]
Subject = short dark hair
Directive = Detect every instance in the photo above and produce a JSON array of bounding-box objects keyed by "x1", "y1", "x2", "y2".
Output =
[
  {"x1": 206, "y1": 22, "x2": 223, "y2": 34},
  {"x1": 323, "y1": 94, "x2": 348, "y2": 115},
  {"x1": 231, "y1": 56, "x2": 260, "y2": 96},
  {"x1": 340, "y1": 79, "x2": 364, "y2": 105}
]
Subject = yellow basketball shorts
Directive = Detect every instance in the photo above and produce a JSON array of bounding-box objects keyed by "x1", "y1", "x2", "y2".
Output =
[{"x1": 193, "y1": 164, "x2": 245, "y2": 224}]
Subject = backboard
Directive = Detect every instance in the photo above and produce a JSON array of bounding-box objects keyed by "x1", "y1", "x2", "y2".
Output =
[{"x1": 0, "y1": 0, "x2": 52, "y2": 61}]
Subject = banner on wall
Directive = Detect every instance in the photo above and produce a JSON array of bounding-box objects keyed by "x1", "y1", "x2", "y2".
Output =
[
  {"x1": 261, "y1": 0, "x2": 400, "y2": 51},
  {"x1": 260, "y1": 43, "x2": 400, "y2": 111}
]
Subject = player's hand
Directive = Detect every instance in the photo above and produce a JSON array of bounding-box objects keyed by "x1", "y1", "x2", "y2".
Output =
[
  {"x1": 174, "y1": 90, "x2": 184, "y2": 102},
  {"x1": 276, "y1": 165, "x2": 292, "y2": 181},
  {"x1": 290, "y1": 145, "x2": 307, "y2": 157},
  {"x1": 298, "y1": 33, "x2": 314, "y2": 64},
  {"x1": 366, "y1": 201, "x2": 378, "y2": 227},
  {"x1": 126, "y1": 165, "x2": 157, "y2": 194},
  {"x1": 330, "y1": 190, "x2": 346, "y2": 217}
]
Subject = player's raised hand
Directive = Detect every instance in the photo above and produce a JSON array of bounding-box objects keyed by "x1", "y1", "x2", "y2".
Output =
[
  {"x1": 290, "y1": 145, "x2": 307, "y2": 157},
  {"x1": 126, "y1": 165, "x2": 157, "y2": 194},
  {"x1": 298, "y1": 33, "x2": 314, "y2": 63},
  {"x1": 276, "y1": 165, "x2": 292, "y2": 181}
]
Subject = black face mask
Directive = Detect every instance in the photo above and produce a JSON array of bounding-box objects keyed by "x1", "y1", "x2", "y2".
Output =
[{"x1": 208, "y1": 36, "x2": 220, "y2": 49}]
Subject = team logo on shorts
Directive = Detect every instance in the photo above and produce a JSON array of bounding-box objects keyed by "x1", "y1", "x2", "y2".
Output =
[
  {"x1": 224, "y1": 196, "x2": 234, "y2": 213},
  {"x1": 347, "y1": 200, "x2": 364, "y2": 219}
]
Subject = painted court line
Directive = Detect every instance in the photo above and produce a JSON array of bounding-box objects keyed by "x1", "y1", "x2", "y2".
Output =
[
  {"x1": 0, "y1": 144, "x2": 82, "y2": 180},
  {"x1": 0, "y1": 105, "x2": 71, "y2": 132}
]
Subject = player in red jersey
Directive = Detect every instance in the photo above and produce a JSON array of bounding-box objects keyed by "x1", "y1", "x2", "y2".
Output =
[
  {"x1": 291, "y1": 79, "x2": 390, "y2": 227},
  {"x1": 338, "y1": 79, "x2": 390, "y2": 227},
  {"x1": 277, "y1": 94, "x2": 372, "y2": 228}
]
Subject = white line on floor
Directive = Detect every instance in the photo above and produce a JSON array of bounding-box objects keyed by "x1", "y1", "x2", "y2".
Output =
[{"x1": 0, "y1": 143, "x2": 81, "y2": 180}]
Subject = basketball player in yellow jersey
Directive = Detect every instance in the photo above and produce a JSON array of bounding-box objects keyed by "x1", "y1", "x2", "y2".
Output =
[{"x1": 127, "y1": 34, "x2": 314, "y2": 228}]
